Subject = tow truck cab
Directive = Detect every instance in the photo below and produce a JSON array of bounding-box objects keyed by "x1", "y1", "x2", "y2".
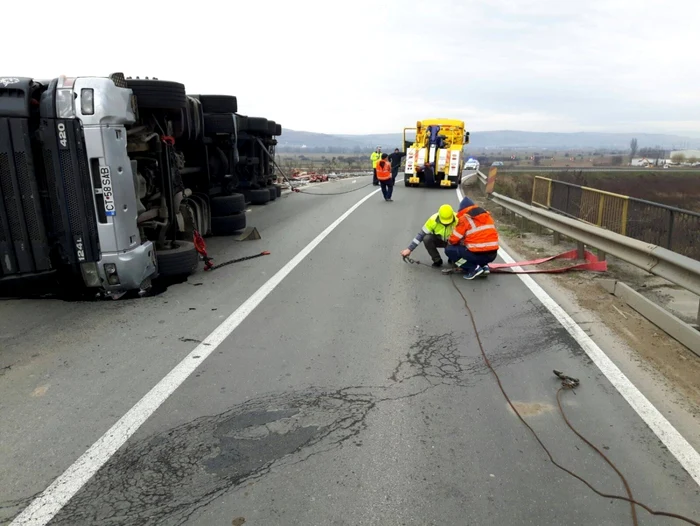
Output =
[{"x1": 402, "y1": 118, "x2": 470, "y2": 189}]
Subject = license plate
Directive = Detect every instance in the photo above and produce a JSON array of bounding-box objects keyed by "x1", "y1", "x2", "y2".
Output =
[
  {"x1": 100, "y1": 166, "x2": 116, "y2": 216},
  {"x1": 440, "y1": 180, "x2": 452, "y2": 186},
  {"x1": 409, "y1": 177, "x2": 420, "y2": 183}
]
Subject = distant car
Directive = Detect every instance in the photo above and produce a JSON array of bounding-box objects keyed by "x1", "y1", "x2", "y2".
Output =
[
  {"x1": 463, "y1": 159, "x2": 479, "y2": 170},
  {"x1": 491, "y1": 161, "x2": 504, "y2": 167}
]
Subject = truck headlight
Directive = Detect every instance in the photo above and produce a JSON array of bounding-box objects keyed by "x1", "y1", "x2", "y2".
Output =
[
  {"x1": 56, "y1": 89, "x2": 75, "y2": 118},
  {"x1": 80, "y1": 88, "x2": 94, "y2": 115},
  {"x1": 104, "y1": 263, "x2": 121, "y2": 285}
]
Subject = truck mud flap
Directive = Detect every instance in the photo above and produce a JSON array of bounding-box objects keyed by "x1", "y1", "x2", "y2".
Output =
[
  {"x1": 0, "y1": 117, "x2": 52, "y2": 276},
  {"x1": 39, "y1": 118, "x2": 100, "y2": 271}
]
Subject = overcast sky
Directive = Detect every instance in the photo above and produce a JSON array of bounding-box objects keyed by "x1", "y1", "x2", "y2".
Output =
[{"x1": 6, "y1": 0, "x2": 700, "y2": 135}]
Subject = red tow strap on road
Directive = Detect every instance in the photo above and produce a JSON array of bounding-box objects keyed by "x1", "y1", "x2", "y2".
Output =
[
  {"x1": 193, "y1": 230, "x2": 213, "y2": 271},
  {"x1": 489, "y1": 249, "x2": 607, "y2": 274}
]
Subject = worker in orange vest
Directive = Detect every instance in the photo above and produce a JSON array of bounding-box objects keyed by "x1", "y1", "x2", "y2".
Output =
[
  {"x1": 445, "y1": 200, "x2": 499, "y2": 279},
  {"x1": 376, "y1": 153, "x2": 394, "y2": 201}
]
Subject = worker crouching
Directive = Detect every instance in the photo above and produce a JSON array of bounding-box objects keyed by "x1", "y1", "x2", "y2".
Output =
[
  {"x1": 445, "y1": 199, "x2": 500, "y2": 279},
  {"x1": 400, "y1": 204, "x2": 457, "y2": 266}
]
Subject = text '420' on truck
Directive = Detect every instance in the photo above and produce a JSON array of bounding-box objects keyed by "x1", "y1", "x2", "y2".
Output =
[
  {"x1": 0, "y1": 73, "x2": 282, "y2": 298},
  {"x1": 403, "y1": 118, "x2": 469, "y2": 188}
]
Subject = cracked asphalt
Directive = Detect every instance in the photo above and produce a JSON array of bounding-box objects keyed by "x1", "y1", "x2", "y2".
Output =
[{"x1": 1, "y1": 176, "x2": 699, "y2": 525}]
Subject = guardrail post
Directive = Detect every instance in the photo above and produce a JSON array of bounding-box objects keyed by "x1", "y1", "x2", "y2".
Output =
[
  {"x1": 577, "y1": 241, "x2": 585, "y2": 260},
  {"x1": 697, "y1": 299, "x2": 700, "y2": 328},
  {"x1": 553, "y1": 231, "x2": 561, "y2": 245},
  {"x1": 596, "y1": 249, "x2": 607, "y2": 262}
]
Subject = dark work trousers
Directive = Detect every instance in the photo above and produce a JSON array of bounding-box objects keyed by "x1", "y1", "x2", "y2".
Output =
[
  {"x1": 423, "y1": 234, "x2": 448, "y2": 263},
  {"x1": 391, "y1": 166, "x2": 400, "y2": 183},
  {"x1": 373, "y1": 168, "x2": 378, "y2": 185},
  {"x1": 444, "y1": 245, "x2": 498, "y2": 273},
  {"x1": 380, "y1": 179, "x2": 394, "y2": 200}
]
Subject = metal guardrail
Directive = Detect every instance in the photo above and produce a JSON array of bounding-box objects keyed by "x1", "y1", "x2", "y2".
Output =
[
  {"x1": 475, "y1": 171, "x2": 700, "y2": 297},
  {"x1": 532, "y1": 176, "x2": 700, "y2": 260}
]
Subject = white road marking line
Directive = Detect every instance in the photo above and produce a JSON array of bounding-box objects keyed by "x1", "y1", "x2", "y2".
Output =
[
  {"x1": 11, "y1": 184, "x2": 387, "y2": 526},
  {"x1": 456, "y1": 185, "x2": 700, "y2": 487}
]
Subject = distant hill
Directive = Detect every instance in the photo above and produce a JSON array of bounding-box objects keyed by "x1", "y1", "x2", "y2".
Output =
[{"x1": 276, "y1": 129, "x2": 700, "y2": 152}]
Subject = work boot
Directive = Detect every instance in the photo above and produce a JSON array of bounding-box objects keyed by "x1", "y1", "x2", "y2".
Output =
[{"x1": 432, "y1": 259, "x2": 443, "y2": 268}]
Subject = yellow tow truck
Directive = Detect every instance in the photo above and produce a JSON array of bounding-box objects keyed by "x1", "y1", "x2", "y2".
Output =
[{"x1": 403, "y1": 118, "x2": 469, "y2": 188}]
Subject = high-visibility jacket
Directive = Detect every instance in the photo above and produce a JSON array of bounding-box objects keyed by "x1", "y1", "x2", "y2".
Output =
[
  {"x1": 376, "y1": 159, "x2": 392, "y2": 181},
  {"x1": 370, "y1": 151, "x2": 381, "y2": 168},
  {"x1": 448, "y1": 205, "x2": 499, "y2": 252},
  {"x1": 407, "y1": 212, "x2": 458, "y2": 251}
]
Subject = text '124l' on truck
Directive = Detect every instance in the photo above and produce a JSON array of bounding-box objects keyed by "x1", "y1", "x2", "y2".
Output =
[
  {"x1": 402, "y1": 118, "x2": 469, "y2": 188},
  {"x1": 0, "y1": 73, "x2": 282, "y2": 299}
]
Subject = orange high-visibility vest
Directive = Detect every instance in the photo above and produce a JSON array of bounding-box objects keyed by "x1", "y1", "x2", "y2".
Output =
[
  {"x1": 376, "y1": 160, "x2": 392, "y2": 181},
  {"x1": 448, "y1": 205, "x2": 499, "y2": 252}
]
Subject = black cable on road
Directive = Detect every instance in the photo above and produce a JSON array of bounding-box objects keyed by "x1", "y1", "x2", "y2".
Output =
[{"x1": 446, "y1": 273, "x2": 699, "y2": 526}]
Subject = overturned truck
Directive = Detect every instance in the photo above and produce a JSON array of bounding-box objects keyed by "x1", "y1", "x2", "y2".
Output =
[{"x1": 0, "y1": 73, "x2": 283, "y2": 298}]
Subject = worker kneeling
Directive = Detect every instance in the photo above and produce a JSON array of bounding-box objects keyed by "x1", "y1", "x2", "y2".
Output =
[
  {"x1": 445, "y1": 201, "x2": 500, "y2": 280},
  {"x1": 400, "y1": 204, "x2": 458, "y2": 266}
]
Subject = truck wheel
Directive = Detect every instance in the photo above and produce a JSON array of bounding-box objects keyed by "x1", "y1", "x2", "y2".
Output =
[
  {"x1": 250, "y1": 188, "x2": 270, "y2": 205},
  {"x1": 274, "y1": 124, "x2": 282, "y2": 136},
  {"x1": 274, "y1": 184, "x2": 282, "y2": 197},
  {"x1": 211, "y1": 194, "x2": 246, "y2": 216},
  {"x1": 211, "y1": 212, "x2": 247, "y2": 236},
  {"x1": 236, "y1": 115, "x2": 249, "y2": 132},
  {"x1": 267, "y1": 187, "x2": 277, "y2": 201},
  {"x1": 156, "y1": 241, "x2": 199, "y2": 277},
  {"x1": 247, "y1": 117, "x2": 269, "y2": 135},
  {"x1": 267, "y1": 120, "x2": 277, "y2": 135},
  {"x1": 203, "y1": 113, "x2": 236, "y2": 135},
  {"x1": 126, "y1": 79, "x2": 187, "y2": 110},
  {"x1": 404, "y1": 178, "x2": 410, "y2": 187},
  {"x1": 192, "y1": 94, "x2": 237, "y2": 114}
]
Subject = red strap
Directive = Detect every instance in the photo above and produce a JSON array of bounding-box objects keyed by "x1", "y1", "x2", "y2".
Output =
[
  {"x1": 161, "y1": 135, "x2": 175, "y2": 145},
  {"x1": 192, "y1": 230, "x2": 213, "y2": 271}
]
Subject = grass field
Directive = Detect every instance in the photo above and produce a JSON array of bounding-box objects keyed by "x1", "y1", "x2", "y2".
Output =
[{"x1": 494, "y1": 170, "x2": 700, "y2": 212}]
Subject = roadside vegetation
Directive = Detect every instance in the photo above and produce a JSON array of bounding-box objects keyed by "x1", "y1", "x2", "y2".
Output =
[{"x1": 494, "y1": 170, "x2": 700, "y2": 212}]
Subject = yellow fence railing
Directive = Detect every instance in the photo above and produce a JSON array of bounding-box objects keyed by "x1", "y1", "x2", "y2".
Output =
[{"x1": 531, "y1": 176, "x2": 630, "y2": 235}]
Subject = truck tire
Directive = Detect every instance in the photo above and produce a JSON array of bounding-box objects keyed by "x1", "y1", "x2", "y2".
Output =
[
  {"x1": 274, "y1": 123, "x2": 282, "y2": 136},
  {"x1": 247, "y1": 117, "x2": 269, "y2": 135},
  {"x1": 267, "y1": 120, "x2": 277, "y2": 135},
  {"x1": 211, "y1": 194, "x2": 246, "y2": 216},
  {"x1": 236, "y1": 115, "x2": 249, "y2": 132},
  {"x1": 156, "y1": 241, "x2": 199, "y2": 277},
  {"x1": 203, "y1": 113, "x2": 236, "y2": 135},
  {"x1": 274, "y1": 184, "x2": 282, "y2": 197},
  {"x1": 192, "y1": 94, "x2": 238, "y2": 114},
  {"x1": 267, "y1": 187, "x2": 277, "y2": 201},
  {"x1": 250, "y1": 188, "x2": 271, "y2": 205},
  {"x1": 126, "y1": 79, "x2": 187, "y2": 110},
  {"x1": 211, "y1": 212, "x2": 247, "y2": 236}
]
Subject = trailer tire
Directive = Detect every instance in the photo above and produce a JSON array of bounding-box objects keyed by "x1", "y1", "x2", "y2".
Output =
[
  {"x1": 236, "y1": 115, "x2": 249, "y2": 132},
  {"x1": 192, "y1": 94, "x2": 238, "y2": 114},
  {"x1": 211, "y1": 212, "x2": 247, "y2": 236},
  {"x1": 267, "y1": 187, "x2": 277, "y2": 201},
  {"x1": 156, "y1": 241, "x2": 199, "y2": 277},
  {"x1": 274, "y1": 184, "x2": 282, "y2": 197},
  {"x1": 126, "y1": 79, "x2": 187, "y2": 110},
  {"x1": 274, "y1": 123, "x2": 282, "y2": 136},
  {"x1": 211, "y1": 194, "x2": 246, "y2": 216},
  {"x1": 267, "y1": 120, "x2": 277, "y2": 135},
  {"x1": 250, "y1": 188, "x2": 271, "y2": 205},
  {"x1": 247, "y1": 117, "x2": 269, "y2": 135},
  {"x1": 203, "y1": 113, "x2": 236, "y2": 135}
]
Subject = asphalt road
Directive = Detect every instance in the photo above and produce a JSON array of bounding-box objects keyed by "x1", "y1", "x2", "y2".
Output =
[{"x1": 1, "y1": 175, "x2": 699, "y2": 525}]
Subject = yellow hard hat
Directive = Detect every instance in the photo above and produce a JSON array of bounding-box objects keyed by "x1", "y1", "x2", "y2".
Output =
[{"x1": 438, "y1": 204, "x2": 455, "y2": 224}]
